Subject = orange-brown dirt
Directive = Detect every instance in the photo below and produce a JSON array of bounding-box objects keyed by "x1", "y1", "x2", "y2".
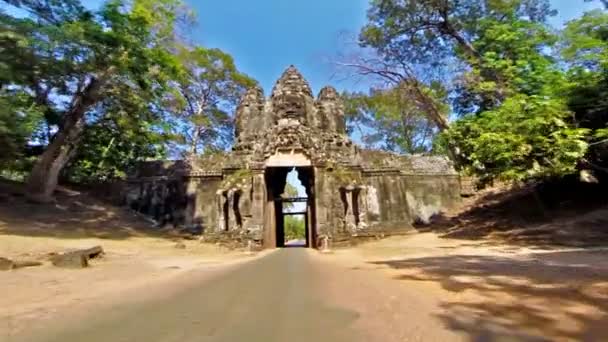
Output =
[
  {"x1": 0, "y1": 179, "x2": 252, "y2": 335},
  {"x1": 331, "y1": 233, "x2": 608, "y2": 341},
  {"x1": 420, "y1": 179, "x2": 608, "y2": 247},
  {"x1": 2, "y1": 179, "x2": 608, "y2": 341}
]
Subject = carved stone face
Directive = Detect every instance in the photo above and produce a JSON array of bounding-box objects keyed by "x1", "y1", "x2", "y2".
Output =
[{"x1": 274, "y1": 93, "x2": 307, "y2": 123}]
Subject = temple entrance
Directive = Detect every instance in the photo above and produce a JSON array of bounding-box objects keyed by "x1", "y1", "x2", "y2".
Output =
[{"x1": 264, "y1": 166, "x2": 316, "y2": 248}]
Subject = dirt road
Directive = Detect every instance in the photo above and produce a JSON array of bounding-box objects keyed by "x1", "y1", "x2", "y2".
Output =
[
  {"x1": 6, "y1": 237, "x2": 608, "y2": 342},
  {"x1": 7, "y1": 248, "x2": 463, "y2": 342}
]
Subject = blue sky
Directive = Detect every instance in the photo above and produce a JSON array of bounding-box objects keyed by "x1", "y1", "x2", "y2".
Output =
[{"x1": 191, "y1": 0, "x2": 368, "y2": 94}]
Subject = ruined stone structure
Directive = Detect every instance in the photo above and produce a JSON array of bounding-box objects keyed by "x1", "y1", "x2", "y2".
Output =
[{"x1": 126, "y1": 66, "x2": 460, "y2": 248}]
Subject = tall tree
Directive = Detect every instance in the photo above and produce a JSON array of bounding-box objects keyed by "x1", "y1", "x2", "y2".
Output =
[
  {"x1": 167, "y1": 47, "x2": 256, "y2": 156},
  {"x1": 356, "y1": 0, "x2": 557, "y2": 120},
  {"x1": 352, "y1": 0, "x2": 599, "y2": 183},
  {"x1": 438, "y1": 5, "x2": 589, "y2": 182},
  {"x1": 343, "y1": 83, "x2": 445, "y2": 154},
  {"x1": 1, "y1": 0, "x2": 187, "y2": 201},
  {"x1": 64, "y1": 81, "x2": 171, "y2": 183},
  {"x1": 562, "y1": 8, "x2": 608, "y2": 173}
]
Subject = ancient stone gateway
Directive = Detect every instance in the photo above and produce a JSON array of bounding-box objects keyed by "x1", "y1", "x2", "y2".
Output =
[{"x1": 126, "y1": 66, "x2": 461, "y2": 249}]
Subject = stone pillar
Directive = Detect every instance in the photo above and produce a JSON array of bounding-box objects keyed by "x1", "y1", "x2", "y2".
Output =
[
  {"x1": 356, "y1": 186, "x2": 368, "y2": 230},
  {"x1": 366, "y1": 185, "x2": 380, "y2": 222},
  {"x1": 314, "y1": 167, "x2": 330, "y2": 238},
  {"x1": 227, "y1": 189, "x2": 237, "y2": 231},
  {"x1": 344, "y1": 185, "x2": 357, "y2": 232},
  {"x1": 216, "y1": 190, "x2": 227, "y2": 232},
  {"x1": 237, "y1": 186, "x2": 251, "y2": 230},
  {"x1": 249, "y1": 171, "x2": 266, "y2": 241},
  {"x1": 184, "y1": 178, "x2": 198, "y2": 227}
]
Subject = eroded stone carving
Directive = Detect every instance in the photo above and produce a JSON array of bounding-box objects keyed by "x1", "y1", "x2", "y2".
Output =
[{"x1": 126, "y1": 66, "x2": 461, "y2": 248}]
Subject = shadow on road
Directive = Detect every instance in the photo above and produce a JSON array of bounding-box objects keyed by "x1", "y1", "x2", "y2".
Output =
[{"x1": 371, "y1": 250, "x2": 608, "y2": 341}]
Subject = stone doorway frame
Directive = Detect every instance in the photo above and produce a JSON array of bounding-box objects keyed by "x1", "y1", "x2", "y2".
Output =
[{"x1": 263, "y1": 166, "x2": 317, "y2": 249}]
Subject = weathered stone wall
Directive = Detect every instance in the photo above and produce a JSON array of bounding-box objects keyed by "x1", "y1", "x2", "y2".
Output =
[
  {"x1": 125, "y1": 161, "x2": 190, "y2": 228},
  {"x1": 402, "y1": 174, "x2": 461, "y2": 224},
  {"x1": 186, "y1": 176, "x2": 223, "y2": 232},
  {"x1": 362, "y1": 172, "x2": 411, "y2": 230},
  {"x1": 125, "y1": 178, "x2": 188, "y2": 227},
  {"x1": 313, "y1": 167, "x2": 345, "y2": 239}
]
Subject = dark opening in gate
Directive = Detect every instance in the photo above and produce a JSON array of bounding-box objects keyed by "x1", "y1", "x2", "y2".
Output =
[{"x1": 264, "y1": 167, "x2": 316, "y2": 248}]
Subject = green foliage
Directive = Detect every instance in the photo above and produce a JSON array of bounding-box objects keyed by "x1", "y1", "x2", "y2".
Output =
[
  {"x1": 358, "y1": 0, "x2": 606, "y2": 183},
  {"x1": 360, "y1": 0, "x2": 555, "y2": 67},
  {"x1": 562, "y1": 10, "x2": 608, "y2": 130},
  {"x1": 562, "y1": 9, "x2": 608, "y2": 69},
  {"x1": 0, "y1": 89, "x2": 43, "y2": 166},
  {"x1": 0, "y1": 0, "x2": 256, "y2": 189},
  {"x1": 0, "y1": 0, "x2": 188, "y2": 186},
  {"x1": 440, "y1": 13, "x2": 590, "y2": 181},
  {"x1": 284, "y1": 215, "x2": 305, "y2": 241},
  {"x1": 343, "y1": 83, "x2": 446, "y2": 154},
  {"x1": 561, "y1": 8, "x2": 608, "y2": 169},
  {"x1": 221, "y1": 169, "x2": 252, "y2": 188},
  {"x1": 442, "y1": 95, "x2": 589, "y2": 182},
  {"x1": 453, "y1": 9, "x2": 563, "y2": 115},
  {"x1": 167, "y1": 46, "x2": 256, "y2": 155},
  {"x1": 65, "y1": 116, "x2": 167, "y2": 183}
]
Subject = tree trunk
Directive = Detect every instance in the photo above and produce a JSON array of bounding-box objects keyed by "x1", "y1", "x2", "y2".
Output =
[
  {"x1": 437, "y1": 19, "x2": 482, "y2": 62},
  {"x1": 26, "y1": 76, "x2": 106, "y2": 202},
  {"x1": 439, "y1": 21, "x2": 506, "y2": 102},
  {"x1": 189, "y1": 127, "x2": 201, "y2": 155}
]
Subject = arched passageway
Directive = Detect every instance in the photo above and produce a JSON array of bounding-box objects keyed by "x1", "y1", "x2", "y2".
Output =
[{"x1": 264, "y1": 167, "x2": 316, "y2": 248}]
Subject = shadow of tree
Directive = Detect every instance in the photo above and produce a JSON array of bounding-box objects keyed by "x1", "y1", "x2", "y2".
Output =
[
  {"x1": 416, "y1": 177, "x2": 608, "y2": 248},
  {"x1": 0, "y1": 161, "x2": 198, "y2": 241},
  {"x1": 372, "y1": 251, "x2": 608, "y2": 341},
  {"x1": 0, "y1": 183, "x2": 178, "y2": 241}
]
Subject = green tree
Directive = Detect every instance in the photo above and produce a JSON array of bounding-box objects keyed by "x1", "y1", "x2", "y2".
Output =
[
  {"x1": 360, "y1": 0, "x2": 555, "y2": 64},
  {"x1": 356, "y1": 0, "x2": 594, "y2": 183},
  {"x1": 1, "y1": 0, "x2": 187, "y2": 201},
  {"x1": 562, "y1": 9, "x2": 608, "y2": 134},
  {"x1": 63, "y1": 94, "x2": 170, "y2": 183},
  {"x1": 343, "y1": 83, "x2": 445, "y2": 154},
  {"x1": 441, "y1": 95, "x2": 589, "y2": 183},
  {"x1": 0, "y1": 89, "x2": 44, "y2": 169},
  {"x1": 562, "y1": 8, "x2": 608, "y2": 173},
  {"x1": 284, "y1": 216, "x2": 305, "y2": 241},
  {"x1": 439, "y1": 8, "x2": 589, "y2": 182},
  {"x1": 349, "y1": 0, "x2": 557, "y2": 131},
  {"x1": 167, "y1": 47, "x2": 256, "y2": 156}
]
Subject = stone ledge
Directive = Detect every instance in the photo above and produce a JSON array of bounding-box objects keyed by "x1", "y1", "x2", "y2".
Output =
[{"x1": 185, "y1": 171, "x2": 224, "y2": 178}]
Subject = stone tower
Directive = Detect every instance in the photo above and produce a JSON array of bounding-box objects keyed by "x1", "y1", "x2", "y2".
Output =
[{"x1": 126, "y1": 66, "x2": 461, "y2": 248}]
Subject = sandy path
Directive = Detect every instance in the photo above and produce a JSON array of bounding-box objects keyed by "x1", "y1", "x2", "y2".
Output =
[
  {"x1": 7, "y1": 248, "x2": 465, "y2": 342},
  {"x1": 329, "y1": 233, "x2": 608, "y2": 341},
  {"x1": 0, "y1": 234, "x2": 252, "y2": 337},
  {"x1": 3, "y1": 233, "x2": 608, "y2": 341}
]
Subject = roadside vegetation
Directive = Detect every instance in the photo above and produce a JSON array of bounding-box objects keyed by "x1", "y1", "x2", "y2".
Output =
[
  {"x1": 342, "y1": 0, "x2": 608, "y2": 187},
  {"x1": 1, "y1": 0, "x2": 607, "y2": 212},
  {"x1": 0, "y1": 0, "x2": 255, "y2": 201},
  {"x1": 284, "y1": 216, "x2": 306, "y2": 242}
]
